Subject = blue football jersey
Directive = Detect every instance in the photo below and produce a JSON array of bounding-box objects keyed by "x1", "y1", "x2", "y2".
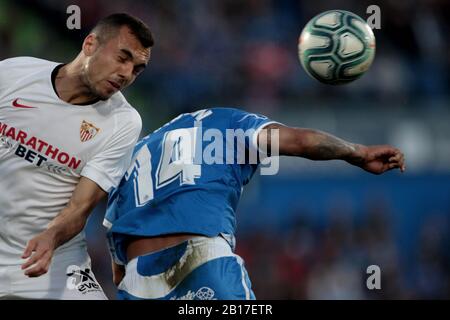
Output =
[{"x1": 104, "y1": 107, "x2": 278, "y2": 264}]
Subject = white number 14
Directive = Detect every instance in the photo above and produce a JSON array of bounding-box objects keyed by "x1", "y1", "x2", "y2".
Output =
[{"x1": 125, "y1": 128, "x2": 201, "y2": 207}]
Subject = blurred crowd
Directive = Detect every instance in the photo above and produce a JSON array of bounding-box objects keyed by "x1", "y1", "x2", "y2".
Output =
[
  {"x1": 237, "y1": 206, "x2": 449, "y2": 299},
  {"x1": 1, "y1": 0, "x2": 449, "y2": 299},
  {"x1": 85, "y1": 198, "x2": 450, "y2": 300}
]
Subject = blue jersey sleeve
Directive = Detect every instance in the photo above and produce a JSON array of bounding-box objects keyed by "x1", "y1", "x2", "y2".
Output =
[{"x1": 229, "y1": 108, "x2": 281, "y2": 154}]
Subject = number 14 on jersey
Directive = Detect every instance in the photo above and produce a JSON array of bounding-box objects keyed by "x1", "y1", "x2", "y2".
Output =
[{"x1": 125, "y1": 128, "x2": 202, "y2": 207}]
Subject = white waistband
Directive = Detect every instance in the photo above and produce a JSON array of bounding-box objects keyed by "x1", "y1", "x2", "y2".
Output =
[{"x1": 119, "y1": 236, "x2": 234, "y2": 299}]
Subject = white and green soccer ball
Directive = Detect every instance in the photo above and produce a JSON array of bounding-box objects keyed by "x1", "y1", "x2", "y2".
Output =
[{"x1": 298, "y1": 10, "x2": 376, "y2": 85}]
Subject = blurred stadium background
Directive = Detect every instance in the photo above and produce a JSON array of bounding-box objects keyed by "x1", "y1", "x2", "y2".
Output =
[{"x1": 1, "y1": 0, "x2": 449, "y2": 299}]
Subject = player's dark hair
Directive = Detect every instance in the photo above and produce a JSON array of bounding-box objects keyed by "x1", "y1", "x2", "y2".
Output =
[{"x1": 91, "y1": 13, "x2": 154, "y2": 48}]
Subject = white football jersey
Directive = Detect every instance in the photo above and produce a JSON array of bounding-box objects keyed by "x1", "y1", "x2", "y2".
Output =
[{"x1": 0, "y1": 57, "x2": 142, "y2": 265}]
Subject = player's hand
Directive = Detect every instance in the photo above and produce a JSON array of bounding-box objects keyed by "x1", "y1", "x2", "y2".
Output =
[
  {"x1": 21, "y1": 229, "x2": 57, "y2": 277},
  {"x1": 356, "y1": 145, "x2": 406, "y2": 175}
]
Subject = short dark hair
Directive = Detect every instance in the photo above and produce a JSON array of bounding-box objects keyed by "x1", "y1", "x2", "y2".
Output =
[{"x1": 91, "y1": 13, "x2": 154, "y2": 48}]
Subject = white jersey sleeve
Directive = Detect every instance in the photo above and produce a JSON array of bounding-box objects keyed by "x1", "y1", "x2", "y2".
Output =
[
  {"x1": 0, "y1": 57, "x2": 55, "y2": 93},
  {"x1": 0, "y1": 60, "x2": 6, "y2": 92},
  {"x1": 81, "y1": 108, "x2": 142, "y2": 193}
]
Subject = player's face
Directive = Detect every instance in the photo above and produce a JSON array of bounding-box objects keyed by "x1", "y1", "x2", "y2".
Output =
[{"x1": 83, "y1": 26, "x2": 151, "y2": 100}]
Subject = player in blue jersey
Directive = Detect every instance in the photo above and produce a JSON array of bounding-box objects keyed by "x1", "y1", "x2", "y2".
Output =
[{"x1": 103, "y1": 107, "x2": 405, "y2": 300}]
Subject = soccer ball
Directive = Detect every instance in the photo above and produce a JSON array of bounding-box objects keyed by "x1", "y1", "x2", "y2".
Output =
[{"x1": 298, "y1": 10, "x2": 376, "y2": 85}]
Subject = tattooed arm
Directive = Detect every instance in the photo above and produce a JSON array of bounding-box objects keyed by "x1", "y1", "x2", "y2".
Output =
[{"x1": 259, "y1": 123, "x2": 405, "y2": 175}]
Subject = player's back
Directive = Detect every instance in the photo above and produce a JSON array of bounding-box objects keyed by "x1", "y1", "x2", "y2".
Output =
[{"x1": 105, "y1": 107, "x2": 276, "y2": 264}]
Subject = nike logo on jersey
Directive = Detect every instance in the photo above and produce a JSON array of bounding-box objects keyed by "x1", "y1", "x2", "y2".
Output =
[{"x1": 12, "y1": 98, "x2": 37, "y2": 109}]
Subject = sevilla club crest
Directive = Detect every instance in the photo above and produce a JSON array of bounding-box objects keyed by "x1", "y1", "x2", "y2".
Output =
[{"x1": 80, "y1": 120, "x2": 100, "y2": 142}]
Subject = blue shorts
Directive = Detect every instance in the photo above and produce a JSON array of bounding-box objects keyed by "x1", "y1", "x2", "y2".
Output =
[{"x1": 117, "y1": 236, "x2": 255, "y2": 300}]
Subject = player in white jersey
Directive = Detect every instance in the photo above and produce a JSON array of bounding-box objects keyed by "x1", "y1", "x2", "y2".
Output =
[{"x1": 0, "y1": 13, "x2": 153, "y2": 299}]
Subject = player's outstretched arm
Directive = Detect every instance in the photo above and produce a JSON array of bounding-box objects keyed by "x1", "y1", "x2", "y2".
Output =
[
  {"x1": 260, "y1": 123, "x2": 406, "y2": 175},
  {"x1": 21, "y1": 177, "x2": 107, "y2": 277}
]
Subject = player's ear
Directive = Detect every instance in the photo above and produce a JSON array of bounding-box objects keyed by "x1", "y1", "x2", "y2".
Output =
[{"x1": 82, "y1": 34, "x2": 100, "y2": 56}]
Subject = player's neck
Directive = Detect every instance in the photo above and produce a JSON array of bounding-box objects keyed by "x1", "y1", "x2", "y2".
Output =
[{"x1": 53, "y1": 58, "x2": 100, "y2": 106}]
